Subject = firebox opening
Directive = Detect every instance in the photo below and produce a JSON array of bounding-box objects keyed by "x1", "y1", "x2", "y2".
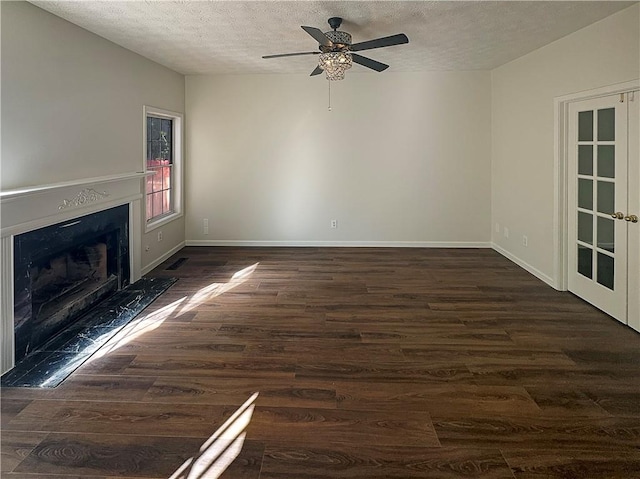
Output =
[
  {"x1": 13, "y1": 204, "x2": 130, "y2": 364},
  {"x1": 30, "y1": 237, "x2": 119, "y2": 349}
]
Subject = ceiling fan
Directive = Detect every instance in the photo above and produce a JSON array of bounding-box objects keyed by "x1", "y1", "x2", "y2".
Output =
[{"x1": 262, "y1": 17, "x2": 409, "y2": 81}]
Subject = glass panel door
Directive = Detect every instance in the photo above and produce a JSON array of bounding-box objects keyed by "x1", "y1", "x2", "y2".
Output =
[{"x1": 567, "y1": 95, "x2": 628, "y2": 323}]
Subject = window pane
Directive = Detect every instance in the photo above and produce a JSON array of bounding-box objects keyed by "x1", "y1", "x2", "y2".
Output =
[
  {"x1": 146, "y1": 194, "x2": 153, "y2": 222},
  {"x1": 146, "y1": 174, "x2": 154, "y2": 194},
  {"x1": 597, "y1": 252, "x2": 614, "y2": 290},
  {"x1": 578, "y1": 145, "x2": 593, "y2": 175},
  {"x1": 597, "y1": 181, "x2": 614, "y2": 214},
  {"x1": 578, "y1": 212, "x2": 593, "y2": 245},
  {"x1": 597, "y1": 108, "x2": 615, "y2": 141},
  {"x1": 578, "y1": 111, "x2": 593, "y2": 142},
  {"x1": 578, "y1": 245, "x2": 593, "y2": 279},
  {"x1": 163, "y1": 189, "x2": 171, "y2": 214},
  {"x1": 151, "y1": 141, "x2": 160, "y2": 161},
  {"x1": 578, "y1": 179, "x2": 593, "y2": 210},
  {"x1": 163, "y1": 166, "x2": 171, "y2": 190},
  {"x1": 160, "y1": 119, "x2": 172, "y2": 163},
  {"x1": 151, "y1": 117, "x2": 161, "y2": 141},
  {"x1": 153, "y1": 168, "x2": 163, "y2": 192},
  {"x1": 597, "y1": 145, "x2": 615, "y2": 178},
  {"x1": 152, "y1": 192, "x2": 164, "y2": 217},
  {"x1": 597, "y1": 216, "x2": 614, "y2": 253}
]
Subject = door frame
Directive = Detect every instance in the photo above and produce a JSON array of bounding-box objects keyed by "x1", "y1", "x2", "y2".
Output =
[{"x1": 553, "y1": 79, "x2": 639, "y2": 291}]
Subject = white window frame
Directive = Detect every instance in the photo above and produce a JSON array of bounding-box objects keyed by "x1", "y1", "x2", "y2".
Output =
[{"x1": 143, "y1": 105, "x2": 183, "y2": 233}]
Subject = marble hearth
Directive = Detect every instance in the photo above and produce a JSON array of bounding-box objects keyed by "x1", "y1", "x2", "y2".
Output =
[{"x1": 1, "y1": 173, "x2": 147, "y2": 375}]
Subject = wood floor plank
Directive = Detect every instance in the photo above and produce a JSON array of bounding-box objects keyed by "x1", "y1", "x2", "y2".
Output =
[
  {"x1": 433, "y1": 416, "x2": 640, "y2": 450},
  {"x1": 123, "y1": 355, "x2": 297, "y2": 379},
  {"x1": 5, "y1": 399, "x2": 235, "y2": 436},
  {"x1": 12, "y1": 432, "x2": 208, "y2": 477},
  {"x1": 471, "y1": 365, "x2": 640, "y2": 389},
  {"x1": 401, "y1": 346, "x2": 578, "y2": 368},
  {"x1": 0, "y1": 399, "x2": 32, "y2": 428},
  {"x1": 1, "y1": 375, "x2": 157, "y2": 402},
  {"x1": 141, "y1": 377, "x2": 337, "y2": 409},
  {"x1": 243, "y1": 340, "x2": 406, "y2": 362},
  {"x1": 334, "y1": 382, "x2": 541, "y2": 416},
  {"x1": 502, "y1": 448, "x2": 640, "y2": 479},
  {"x1": 295, "y1": 361, "x2": 475, "y2": 383},
  {"x1": 523, "y1": 386, "x2": 610, "y2": 417},
  {"x1": 582, "y1": 388, "x2": 640, "y2": 416},
  {"x1": 261, "y1": 445, "x2": 516, "y2": 479},
  {"x1": 245, "y1": 406, "x2": 440, "y2": 447},
  {"x1": 0, "y1": 431, "x2": 48, "y2": 473}
]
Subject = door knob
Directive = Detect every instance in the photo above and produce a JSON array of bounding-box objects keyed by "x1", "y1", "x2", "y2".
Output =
[
  {"x1": 624, "y1": 214, "x2": 639, "y2": 223},
  {"x1": 610, "y1": 212, "x2": 625, "y2": 219}
]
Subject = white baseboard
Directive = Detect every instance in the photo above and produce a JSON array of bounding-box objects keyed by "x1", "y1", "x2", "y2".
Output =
[
  {"x1": 185, "y1": 240, "x2": 493, "y2": 248},
  {"x1": 141, "y1": 241, "x2": 186, "y2": 275},
  {"x1": 491, "y1": 243, "x2": 557, "y2": 289}
]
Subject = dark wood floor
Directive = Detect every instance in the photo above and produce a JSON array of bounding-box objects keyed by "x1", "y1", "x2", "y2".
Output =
[{"x1": 2, "y1": 247, "x2": 639, "y2": 478}]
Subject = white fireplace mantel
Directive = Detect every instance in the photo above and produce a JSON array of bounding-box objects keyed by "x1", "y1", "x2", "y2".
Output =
[{"x1": 0, "y1": 172, "x2": 147, "y2": 374}]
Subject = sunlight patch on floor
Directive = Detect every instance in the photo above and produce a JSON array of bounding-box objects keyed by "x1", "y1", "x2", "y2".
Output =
[
  {"x1": 84, "y1": 262, "x2": 259, "y2": 364},
  {"x1": 169, "y1": 392, "x2": 259, "y2": 479}
]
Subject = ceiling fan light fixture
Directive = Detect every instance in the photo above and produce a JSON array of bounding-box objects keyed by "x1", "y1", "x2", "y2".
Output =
[{"x1": 318, "y1": 51, "x2": 352, "y2": 81}]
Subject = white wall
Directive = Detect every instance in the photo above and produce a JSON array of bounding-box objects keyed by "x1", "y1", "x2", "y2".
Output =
[
  {"x1": 1, "y1": 2, "x2": 186, "y2": 271},
  {"x1": 186, "y1": 71, "x2": 491, "y2": 246},
  {"x1": 492, "y1": 4, "x2": 639, "y2": 285}
]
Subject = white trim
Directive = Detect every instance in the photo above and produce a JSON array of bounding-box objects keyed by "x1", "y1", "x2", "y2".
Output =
[
  {"x1": 142, "y1": 241, "x2": 186, "y2": 275},
  {"x1": 186, "y1": 240, "x2": 492, "y2": 248},
  {"x1": 0, "y1": 172, "x2": 148, "y2": 199},
  {"x1": 554, "y1": 80, "x2": 639, "y2": 105},
  {"x1": 145, "y1": 210, "x2": 184, "y2": 233},
  {"x1": 553, "y1": 79, "x2": 639, "y2": 291},
  {"x1": 1, "y1": 193, "x2": 141, "y2": 239},
  {"x1": 1, "y1": 237, "x2": 15, "y2": 374},
  {"x1": 492, "y1": 243, "x2": 556, "y2": 288},
  {"x1": 129, "y1": 200, "x2": 143, "y2": 284},
  {"x1": 143, "y1": 105, "x2": 184, "y2": 233}
]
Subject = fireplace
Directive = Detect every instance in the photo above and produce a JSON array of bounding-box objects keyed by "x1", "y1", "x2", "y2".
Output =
[
  {"x1": 13, "y1": 205, "x2": 130, "y2": 363},
  {"x1": 1, "y1": 173, "x2": 146, "y2": 375}
]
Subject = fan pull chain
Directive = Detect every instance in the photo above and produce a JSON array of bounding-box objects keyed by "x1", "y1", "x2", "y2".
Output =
[{"x1": 328, "y1": 80, "x2": 332, "y2": 112}]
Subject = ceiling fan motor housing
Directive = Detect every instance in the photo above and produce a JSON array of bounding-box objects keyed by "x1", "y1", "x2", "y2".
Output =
[{"x1": 322, "y1": 31, "x2": 352, "y2": 52}]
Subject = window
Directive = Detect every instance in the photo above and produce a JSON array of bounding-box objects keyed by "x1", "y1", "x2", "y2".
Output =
[{"x1": 144, "y1": 107, "x2": 182, "y2": 229}]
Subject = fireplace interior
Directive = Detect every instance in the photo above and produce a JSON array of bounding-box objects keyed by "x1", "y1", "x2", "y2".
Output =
[{"x1": 13, "y1": 205, "x2": 130, "y2": 363}]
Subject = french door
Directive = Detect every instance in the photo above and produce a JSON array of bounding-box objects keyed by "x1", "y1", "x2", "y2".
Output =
[{"x1": 568, "y1": 92, "x2": 639, "y2": 331}]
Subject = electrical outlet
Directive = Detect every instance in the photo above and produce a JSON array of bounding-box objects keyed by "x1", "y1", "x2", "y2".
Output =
[
  {"x1": 157, "y1": 231, "x2": 163, "y2": 242},
  {"x1": 144, "y1": 245, "x2": 150, "y2": 252},
  {"x1": 523, "y1": 235, "x2": 528, "y2": 247},
  {"x1": 495, "y1": 222, "x2": 500, "y2": 233},
  {"x1": 331, "y1": 220, "x2": 337, "y2": 229},
  {"x1": 203, "y1": 218, "x2": 209, "y2": 235},
  {"x1": 503, "y1": 227, "x2": 509, "y2": 238}
]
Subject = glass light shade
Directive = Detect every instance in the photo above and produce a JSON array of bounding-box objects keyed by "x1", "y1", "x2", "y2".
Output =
[
  {"x1": 318, "y1": 51, "x2": 353, "y2": 81},
  {"x1": 325, "y1": 69, "x2": 346, "y2": 81}
]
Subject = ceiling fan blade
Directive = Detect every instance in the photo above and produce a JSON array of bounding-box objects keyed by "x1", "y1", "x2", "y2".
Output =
[
  {"x1": 262, "y1": 52, "x2": 319, "y2": 59},
  {"x1": 350, "y1": 33, "x2": 409, "y2": 52},
  {"x1": 351, "y1": 53, "x2": 389, "y2": 72},
  {"x1": 310, "y1": 66, "x2": 323, "y2": 76},
  {"x1": 301, "y1": 26, "x2": 334, "y2": 47}
]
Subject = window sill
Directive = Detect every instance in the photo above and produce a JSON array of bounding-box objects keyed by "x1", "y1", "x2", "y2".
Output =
[{"x1": 145, "y1": 211, "x2": 183, "y2": 234}]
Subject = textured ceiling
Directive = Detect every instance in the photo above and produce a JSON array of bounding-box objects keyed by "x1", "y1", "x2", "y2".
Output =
[{"x1": 30, "y1": 1, "x2": 635, "y2": 75}]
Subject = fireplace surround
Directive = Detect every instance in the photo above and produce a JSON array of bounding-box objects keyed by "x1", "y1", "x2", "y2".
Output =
[{"x1": 1, "y1": 173, "x2": 146, "y2": 375}]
